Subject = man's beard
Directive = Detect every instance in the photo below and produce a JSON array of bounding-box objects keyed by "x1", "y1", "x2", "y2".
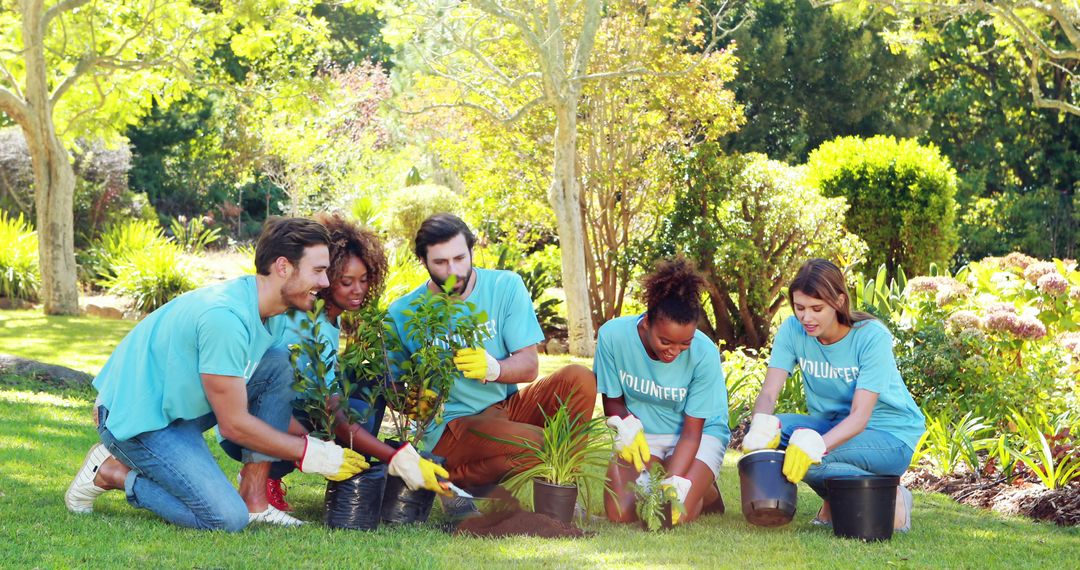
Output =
[
  {"x1": 431, "y1": 267, "x2": 473, "y2": 295},
  {"x1": 281, "y1": 275, "x2": 316, "y2": 311}
]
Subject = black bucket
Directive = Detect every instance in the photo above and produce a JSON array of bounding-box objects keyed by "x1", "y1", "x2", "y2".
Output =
[
  {"x1": 738, "y1": 449, "x2": 797, "y2": 527},
  {"x1": 532, "y1": 479, "x2": 578, "y2": 524},
  {"x1": 826, "y1": 475, "x2": 899, "y2": 542},
  {"x1": 324, "y1": 463, "x2": 387, "y2": 530}
]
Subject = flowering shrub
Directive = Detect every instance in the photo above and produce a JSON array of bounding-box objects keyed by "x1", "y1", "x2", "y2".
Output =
[{"x1": 873, "y1": 255, "x2": 1078, "y2": 423}]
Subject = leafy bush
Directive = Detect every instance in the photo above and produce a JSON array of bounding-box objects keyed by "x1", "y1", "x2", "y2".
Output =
[
  {"x1": 81, "y1": 219, "x2": 170, "y2": 286},
  {"x1": 1008, "y1": 410, "x2": 1080, "y2": 490},
  {"x1": 912, "y1": 410, "x2": 993, "y2": 477},
  {"x1": 0, "y1": 210, "x2": 39, "y2": 301},
  {"x1": 723, "y1": 346, "x2": 806, "y2": 432},
  {"x1": 490, "y1": 243, "x2": 566, "y2": 338},
  {"x1": 805, "y1": 135, "x2": 959, "y2": 277},
  {"x1": 168, "y1": 215, "x2": 221, "y2": 253},
  {"x1": 657, "y1": 147, "x2": 866, "y2": 349},
  {"x1": 101, "y1": 240, "x2": 196, "y2": 313},
  {"x1": 383, "y1": 184, "x2": 461, "y2": 245}
]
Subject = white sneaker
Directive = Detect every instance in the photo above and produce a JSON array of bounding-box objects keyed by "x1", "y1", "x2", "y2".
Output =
[
  {"x1": 65, "y1": 443, "x2": 112, "y2": 513},
  {"x1": 248, "y1": 505, "x2": 305, "y2": 527}
]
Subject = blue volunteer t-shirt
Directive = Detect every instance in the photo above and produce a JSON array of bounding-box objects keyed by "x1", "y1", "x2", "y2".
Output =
[
  {"x1": 94, "y1": 276, "x2": 276, "y2": 441},
  {"x1": 595, "y1": 315, "x2": 730, "y2": 447},
  {"x1": 388, "y1": 268, "x2": 545, "y2": 450},
  {"x1": 269, "y1": 308, "x2": 340, "y2": 388},
  {"x1": 768, "y1": 316, "x2": 926, "y2": 452}
]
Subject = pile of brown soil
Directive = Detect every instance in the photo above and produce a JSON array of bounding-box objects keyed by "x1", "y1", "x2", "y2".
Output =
[
  {"x1": 455, "y1": 508, "x2": 585, "y2": 538},
  {"x1": 902, "y1": 470, "x2": 1080, "y2": 526}
]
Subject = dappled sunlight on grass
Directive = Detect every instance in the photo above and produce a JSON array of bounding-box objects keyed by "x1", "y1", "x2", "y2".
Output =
[{"x1": 0, "y1": 309, "x2": 134, "y2": 374}]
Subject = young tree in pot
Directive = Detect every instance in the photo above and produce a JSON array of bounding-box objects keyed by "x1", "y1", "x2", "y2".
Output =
[
  {"x1": 289, "y1": 300, "x2": 385, "y2": 530},
  {"x1": 356, "y1": 276, "x2": 488, "y2": 524},
  {"x1": 489, "y1": 399, "x2": 613, "y2": 524},
  {"x1": 629, "y1": 463, "x2": 687, "y2": 531}
]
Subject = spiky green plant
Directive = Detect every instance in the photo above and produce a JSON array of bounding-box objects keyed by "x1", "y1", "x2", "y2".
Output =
[{"x1": 0, "y1": 210, "x2": 39, "y2": 301}]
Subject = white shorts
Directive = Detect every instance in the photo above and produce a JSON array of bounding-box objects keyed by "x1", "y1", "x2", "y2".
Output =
[{"x1": 644, "y1": 433, "x2": 726, "y2": 478}]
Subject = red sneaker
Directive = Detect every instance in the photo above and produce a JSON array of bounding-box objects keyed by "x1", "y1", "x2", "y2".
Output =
[{"x1": 266, "y1": 478, "x2": 292, "y2": 512}]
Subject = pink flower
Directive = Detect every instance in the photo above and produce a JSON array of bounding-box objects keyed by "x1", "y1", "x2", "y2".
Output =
[
  {"x1": 946, "y1": 310, "x2": 980, "y2": 331},
  {"x1": 1010, "y1": 315, "x2": 1047, "y2": 340},
  {"x1": 983, "y1": 311, "x2": 1019, "y2": 334},
  {"x1": 1001, "y1": 252, "x2": 1036, "y2": 271},
  {"x1": 1070, "y1": 286, "x2": 1080, "y2": 301},
  {"x1": 1058, "y1": 332, "x2": 1080, "y2": 355},
  {"x1": 1023, "y1": 261, "x2": 1057, "y2": 284},
  {"x1": 1036, "y1": 272, "x2": 1068, "y2": 296},
  {"x1": 908, "y1": 276, "x2": 968, "y2": 304},
  {"x1": 984, "y1": 302, "x2": 1017, "y2": 315}
]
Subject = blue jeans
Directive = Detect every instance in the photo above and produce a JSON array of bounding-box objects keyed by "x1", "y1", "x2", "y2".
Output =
[
  {"x1": 97, "y1": 348, "x2": 296, "y2": 531},
  {"x1": 778, "y1": 414, "x2": 914, "y2": 499},
  {"x1": 220, "y1": 365, "x2": 386, "y2": 480}
]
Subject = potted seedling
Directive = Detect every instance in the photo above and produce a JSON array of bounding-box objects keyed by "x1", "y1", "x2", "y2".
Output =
[
  {"x1": 488, "y1": 399, "x2": 613, "y2": 524},
  {"x1": 345, "y1": 275, "x2": 487, "y2": 524},
  {"x1": 629, "y1": 463, "x2": 687, "y2": 531},
  {"x1": 288, "y1": 299, "x2": 385, "y2": 530}
]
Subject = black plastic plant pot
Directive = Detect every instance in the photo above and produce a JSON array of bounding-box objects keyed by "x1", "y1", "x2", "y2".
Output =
[
  {"x1": 533, "y1": 479, "x2": 578, "y2": 524},
  {"x1": 826, "y1": 475, "x2": 899, "y2": 542},
  {"x1": 381, "y1": 473, "x2": 437, "y2": 525},
  {"x1": 738, "y1": 449, "x2": 798, "y2": 527},
  {"x1": 324, "y1": 463, "x2": 387, "y2": 531}
]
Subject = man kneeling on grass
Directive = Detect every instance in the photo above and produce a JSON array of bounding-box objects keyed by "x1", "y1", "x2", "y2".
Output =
[{"x1": 64, "y1": 217, "x2": 368, "y2": 531}]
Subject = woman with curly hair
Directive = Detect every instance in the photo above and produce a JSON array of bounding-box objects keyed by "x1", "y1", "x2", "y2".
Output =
[
  {"x1": 221, "y1": 212, "x2": 448, "y2": 523},
  {"x1": 600, "y1": 257, "x2": 729, "y2": 525}
]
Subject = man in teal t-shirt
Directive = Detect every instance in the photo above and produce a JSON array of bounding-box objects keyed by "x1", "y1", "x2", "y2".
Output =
[
  {"x1": 388, "y1": 214, "x2": 597, "y2": 494},
  {"x1": 65, "y1": 218, "x2": 369, "y2": 531}
]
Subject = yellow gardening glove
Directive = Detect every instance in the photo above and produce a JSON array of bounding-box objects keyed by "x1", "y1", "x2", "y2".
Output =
[
  {"x1": 782, "y1": 429, "x2": 826, "y2": 484},
  {"x1": 606, "y1": 415, "x2": 650, "y2": 472},
  {"x1": 742, "y1": 413, "x2": 782, "y2": 452},
  {"x1": 388, "y1": 443, "x2": 453, "y2": 495},
  {"x1": 297, "y1": 436, "x2": 371, "y2": 481},
  {"x1": 404, "y1": 388, "x2": 439, "y2": 421},
  {"x1": 453, "y1": 348, "x2": 501, "y2": 382},
  {"x1": 661, "y1": 475, "x2": 691, "y2": 525}
]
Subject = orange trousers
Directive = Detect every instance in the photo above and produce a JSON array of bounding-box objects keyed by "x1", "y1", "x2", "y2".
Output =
[{"x1": 431, "y1": 364, "x2": 597, "y2": 488}]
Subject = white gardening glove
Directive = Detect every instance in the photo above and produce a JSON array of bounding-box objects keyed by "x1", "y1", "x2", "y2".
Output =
[
  {"x1": 661, "y1": 475, "x2": 692, "y2": 525},
  {"x1": 661, "y1": 475, "x2": 692, "y2": 504},
  {"x1": 606, "y1": 414, "x2": 650, "y2": 472},
  {"x1": 453, "y1": 348, "x2": 501, "y2": 383},
  {"x1": 742, "y1": 413, "x2": 782, "y2": 452},
  {"x1": 783, "y1": 429, "x2": 827, "y2": 484},
  {"x1": 388, "y1": 443, "x2": 452, "y2": 495},
  {"x1": 296, "y1": 435, "x2": 369, "y2": 481}
]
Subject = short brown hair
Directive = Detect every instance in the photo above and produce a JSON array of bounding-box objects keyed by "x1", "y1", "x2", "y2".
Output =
[{"x1": 254, "y1": 217, "x2": 330, "y2": 275}]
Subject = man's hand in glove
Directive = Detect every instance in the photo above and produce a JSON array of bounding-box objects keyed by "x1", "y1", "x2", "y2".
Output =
[
  {"x1": 453, "y1": 348, "x2": 500, "y2": 383},
  {"x1": 388, "y1": 443, "x2": 453, "y2": 495},
  {"x1": 296, "y1": 435, "x2": 370, "y2": 481}
]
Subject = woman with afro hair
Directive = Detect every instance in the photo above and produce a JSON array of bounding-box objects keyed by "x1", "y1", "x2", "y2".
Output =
[{"x1": 599, "y1": 257, "x2": 729, "y2": 525}]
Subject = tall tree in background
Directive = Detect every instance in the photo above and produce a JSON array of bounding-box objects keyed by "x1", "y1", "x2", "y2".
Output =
[
  {"x1": 718, "y1": 0, "x2": 919, "y2": 163},
  {"x1": 394, "y1": 0, "x2": 743, "y2": 356},
  {"x1": 0, "y1": 0, "x2": 217, "y2": 314},
  {"x1": 901, "y1": 14, "x2": 1079, "y2": 261},
  {"x1": 820, "y1": 1, "x2": 1080, "y2": 116},
  {"x1": 0, "y1": 0, "x2": 348, "y2": 314}
]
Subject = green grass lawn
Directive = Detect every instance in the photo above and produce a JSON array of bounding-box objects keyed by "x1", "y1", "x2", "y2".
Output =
[
  {"x1": 0, "y1": 309, "x2": 135, "y2": 375},
  {"x1": 0, "y1": 310, "x2": 1077, "y2": 568}
]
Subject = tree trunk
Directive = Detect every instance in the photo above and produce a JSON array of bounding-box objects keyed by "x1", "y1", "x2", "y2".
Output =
[
  {"x1": 21, "y1": 0, "x2": 79, "y2": 314},
  {"x1": 549, "y1": 103, "x2": 595, "y2": 357}
]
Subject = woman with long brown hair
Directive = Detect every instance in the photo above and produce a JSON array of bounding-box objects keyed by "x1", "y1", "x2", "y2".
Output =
[{"x1": 742, "y1": 258, "x2": 925, "y2": 531}]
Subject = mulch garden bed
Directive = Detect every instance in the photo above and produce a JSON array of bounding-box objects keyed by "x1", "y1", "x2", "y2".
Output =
[{"x1": 902, "y1": 470, "x2": 1080, "y2": 527}]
